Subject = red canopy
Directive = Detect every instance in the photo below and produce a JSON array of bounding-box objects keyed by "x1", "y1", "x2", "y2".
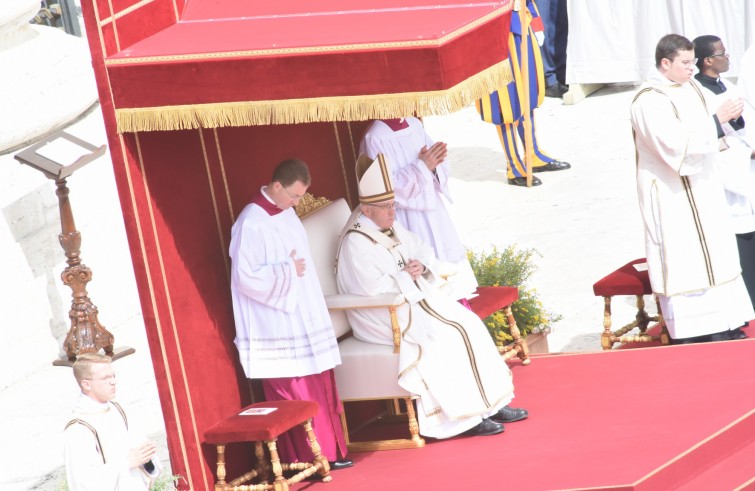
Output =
[{"x1": 102, "y1": 0, "x2": 514, "y2": 131}]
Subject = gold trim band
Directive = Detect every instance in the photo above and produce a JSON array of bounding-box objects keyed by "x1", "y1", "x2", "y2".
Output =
[{"x1": 115, "y1": 60, "x2": 512, "y2": 132}]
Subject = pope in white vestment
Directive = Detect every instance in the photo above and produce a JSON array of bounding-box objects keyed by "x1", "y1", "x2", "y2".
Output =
[
  {"x1": 335, "y1": 153, "x2": 524, "y2": 439},
  {"x1": 360, "y1": 117, "x2": 478, "y2": 298},
  {"x1": 630, "y1": 34, "x2": 754, "y2": 341}
]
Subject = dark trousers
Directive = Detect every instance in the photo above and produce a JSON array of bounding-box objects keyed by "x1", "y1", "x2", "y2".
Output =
[
  {"x1": 537, "y1": 0, "x2": 569, "y2": 86},
  {"x1": 737, "y1": 231, "x2": 755, "y2": 312}
]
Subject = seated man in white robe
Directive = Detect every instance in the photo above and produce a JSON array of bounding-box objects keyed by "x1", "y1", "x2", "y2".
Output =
[{"x1": 335, "y1": 153, "x2": 528, "y2": 438}]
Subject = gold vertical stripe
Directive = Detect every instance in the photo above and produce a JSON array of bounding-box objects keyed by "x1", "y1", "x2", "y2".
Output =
[
  {"x1": 105, "y1": 0, "x2": 121, "y2": 52},
  {"x1": 199, "y1": 129, "x2": 230, "y2": 282},
  {"x1": 332, "y1": 122, "x2": 353, "y2": 204},
  {"x1": 418, "y1": 299, "x2": 490, "y2": 407},
  {"x1": 172, "y1": 0, "x2": 179, "y2": 20},
  {"x1": 681, "y1": 176, "x2": 714, "y2": 285},
  {"x1": 213, "y1": 128, "x2": 235, "y2": 222},
  {"x1": 129, "y1": 134, "x2": 194, "y2": 487},
  {"x1": 346, "y1": 121, "x2": 357, "y2": 163},
  {"x1": 376, "y1": 154, "x2": 392, "y2": 193},
  {"x1": 135, "y1": 133, "x2": 209, "y2": 487}
]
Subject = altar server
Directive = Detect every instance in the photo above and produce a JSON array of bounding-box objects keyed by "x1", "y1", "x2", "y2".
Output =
[
  {"x1": 630, "y1": 34, "x2": 754, "y2": 343},
  {"x1": 64, "y1": 353, "x2": 159, "y2": 490},
  {"x1": 229, "y1": 158, "x2": 352, "y2": 469}
]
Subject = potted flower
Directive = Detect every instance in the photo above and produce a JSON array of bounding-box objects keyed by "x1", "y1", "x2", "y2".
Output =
[{"x1": 467, "y1": 245, "x2": 560, "y2": 354}]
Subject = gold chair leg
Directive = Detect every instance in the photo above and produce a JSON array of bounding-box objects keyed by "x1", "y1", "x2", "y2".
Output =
[{"x1": 404, "y1": 397, "x2": 425, "y2": 446}]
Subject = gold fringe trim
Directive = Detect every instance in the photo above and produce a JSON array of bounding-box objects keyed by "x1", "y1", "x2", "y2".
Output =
[{"x1": 115, "y1": 60, "x2": 512, "y2": 132}]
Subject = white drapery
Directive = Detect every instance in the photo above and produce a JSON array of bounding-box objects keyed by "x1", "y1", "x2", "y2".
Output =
[{"x1": 566, "y1": 0, "x2": 755, "y2": 84}]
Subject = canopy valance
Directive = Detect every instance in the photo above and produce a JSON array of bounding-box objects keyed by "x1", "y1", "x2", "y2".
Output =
[{"x1": 102, "y1": 0, "x2": 514, "y2": 132}]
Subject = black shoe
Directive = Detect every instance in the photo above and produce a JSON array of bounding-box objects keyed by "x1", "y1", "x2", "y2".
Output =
[
  {"x1": 508, "y1": 176, "x2": 542, "y2": 187},
  {"x1": 490, "y1": 406, "x2": 529, "y2": 424},
  {"x1": 545, "y1": 83, "x2": 567, "y2": 98},
  {"x1": 328, "y1": 459, "x2": 354, "y2": 470},
  {"x1": 532, "y1": 161, "x2": 571, "y2": 173},
  {"x1": 730, "y1": 328, "x2": 748, "y2": 340},
  {"x1": 464, "y1": 418, "x2": 504, "y2": 436}
]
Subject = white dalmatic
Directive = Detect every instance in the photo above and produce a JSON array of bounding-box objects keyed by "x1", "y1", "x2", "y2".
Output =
[
  {"x1": 360, "y1": 117, "x2": 478, "y2": 297},
  {"x1": 230, "y1": 201, "x2": 341, "y2": 379},
  {"x1": 336, "y1": 215, "x2": 514, "y2": 438},
  {"x1": 631, "y1": 69, "x2": 754, "y2": 337},
  {"x1": 64, "y1": 395, "x2": 154, "y2": 491}
]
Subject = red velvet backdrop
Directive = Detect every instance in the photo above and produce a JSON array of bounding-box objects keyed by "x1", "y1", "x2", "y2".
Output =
[
  {"x1": 79, "y1": 1, "x2": 509, "y2": 488},
  {"x1": 96, "y1": 119, "x2": 367, "y2": 488}
]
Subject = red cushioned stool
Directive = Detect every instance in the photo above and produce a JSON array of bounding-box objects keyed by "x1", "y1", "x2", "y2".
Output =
[
  {"x1": 204, "y1": 400, "x2": 331, "y2": 490},
  {"x1": 468, "y1": 286, "x2": 530, "y2": 365},
  {"x1": 593, "y1": 259, "x2": 670, "y2": 350}
]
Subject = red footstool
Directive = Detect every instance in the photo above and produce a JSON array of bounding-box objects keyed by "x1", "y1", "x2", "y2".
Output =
[
  {"x1": 204, "y1": 400, "x2": 331, "y2": 490},
  {"x1": 468, "y1": 286, "x2": 530, "y2": 365},
  {"x1": 592, "y1": 259, "x2": 669, "y2": 350}
]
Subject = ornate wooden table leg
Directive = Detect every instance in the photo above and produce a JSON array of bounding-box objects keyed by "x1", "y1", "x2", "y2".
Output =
[{"x1": 52, "y1": 178, "x2": 134, "y2": 365}]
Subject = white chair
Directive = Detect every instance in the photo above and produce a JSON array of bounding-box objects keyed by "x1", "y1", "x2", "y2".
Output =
[{"x1": 299, "y1": 196, "x2": 425, "y2": 452}]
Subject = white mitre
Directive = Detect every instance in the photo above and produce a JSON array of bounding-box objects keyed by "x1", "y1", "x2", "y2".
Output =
[{"x1": 356, "y1": 153, "x2": 394, "y2": 204}]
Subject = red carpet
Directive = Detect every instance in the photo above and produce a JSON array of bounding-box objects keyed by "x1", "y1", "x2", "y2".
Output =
[{"x1": 290, "y1": 339, "x2": 755, "y2": 490}]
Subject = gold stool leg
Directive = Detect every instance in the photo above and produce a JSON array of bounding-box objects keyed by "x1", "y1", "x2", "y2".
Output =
[
  {"x1": 635, "y1": 295, "x2": 651, "y2": 334},
  {"x1": 215, "y1": 444, "x2": 226, "y2": 490},
  {"x1": 505, "y1": 305, "x2": 531, "y2": 365},
  {"x1": 656, "y1": 297, "x2": 670, "y2": 345},
  {"x1": 303, "y1": 418, "x2": 332, "y2": 482},
  {"x1": 601, "y1": 296, "x2": 614, "y2": 350},
  {"x1": 254, "y1": 440, "x2": 270, "y2": 484},
  {"x1": 266, "y1": 439, "x2": 288, "y2": 491}
]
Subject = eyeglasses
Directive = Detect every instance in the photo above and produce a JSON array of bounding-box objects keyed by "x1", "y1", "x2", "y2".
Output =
[
  {"x1": 674, "y1": 57, "x2": 697, "y2": 67},
  {"x1": 284, "y1": 189, "x2": 304, "y2": 200},
  {"x1": 88, "y1": 374, "x2": 117, "y2": 384},
  {"x1": 708, "y1": 52, "x2": 729, "y2": 59},
  {"x1": 368, "y1": 202, "x2": 397, "y2": 210}
]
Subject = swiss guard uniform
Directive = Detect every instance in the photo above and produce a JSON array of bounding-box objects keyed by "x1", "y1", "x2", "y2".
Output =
[{"x1": 477, "y1": 0, "x2": 570, "y2": 186}]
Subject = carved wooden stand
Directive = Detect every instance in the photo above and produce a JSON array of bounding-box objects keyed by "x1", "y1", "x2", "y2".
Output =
[{"x1": 52, "y1": 178, "x2": 134, "y2": 366}]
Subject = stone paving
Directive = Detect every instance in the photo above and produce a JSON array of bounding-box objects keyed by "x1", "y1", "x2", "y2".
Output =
[{"x1": 1, "y1": 84, "x2": 657, "y2": 489}]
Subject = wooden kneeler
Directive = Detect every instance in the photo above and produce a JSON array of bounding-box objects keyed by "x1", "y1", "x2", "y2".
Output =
[{"x1": 204, "y1": 400, "x2": 331, "y2": 491}]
